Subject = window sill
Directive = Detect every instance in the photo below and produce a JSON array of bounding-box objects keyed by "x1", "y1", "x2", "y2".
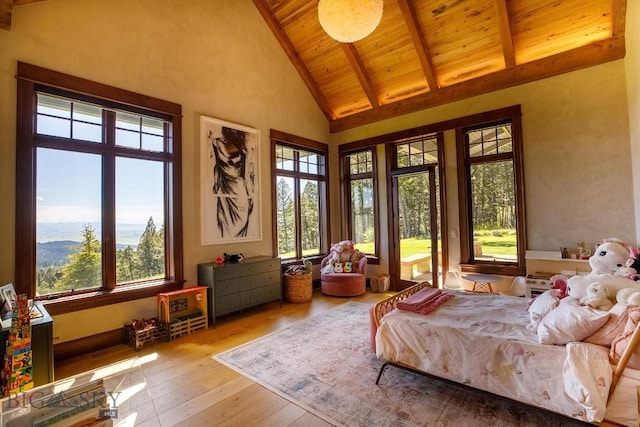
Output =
[{"x1": 38, "y1": 280, "x2": 184, "y2": 316}]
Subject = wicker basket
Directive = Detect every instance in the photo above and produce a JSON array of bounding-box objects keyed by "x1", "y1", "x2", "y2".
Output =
[
  {"x1": 370, "y1": 274, "x2": 390, "y2": 293},
  {"x1": 283, "y1": 272, "x2": 313, "y2": 303}
]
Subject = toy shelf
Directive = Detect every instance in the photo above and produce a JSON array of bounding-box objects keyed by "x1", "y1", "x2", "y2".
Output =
[{"x1": 158, "y1": 286, "x2": 208, "y2": 340}]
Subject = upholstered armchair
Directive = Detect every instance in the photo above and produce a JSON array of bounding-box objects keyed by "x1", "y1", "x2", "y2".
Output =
[{"x1": 320, "y1": 240, "x2": 367, "y2": 297}]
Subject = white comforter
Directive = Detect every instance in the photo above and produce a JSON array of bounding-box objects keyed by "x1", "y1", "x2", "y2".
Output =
[{"x1": 375, "y1": 292, "x2": 612, "y2": 423}]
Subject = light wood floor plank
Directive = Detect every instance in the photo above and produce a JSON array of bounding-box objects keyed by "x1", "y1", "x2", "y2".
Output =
[{"x1": 54, "y1": 290, "x2": 393, "y2": 426}]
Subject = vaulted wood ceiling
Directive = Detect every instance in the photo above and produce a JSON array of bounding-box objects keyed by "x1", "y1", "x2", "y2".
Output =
[
  {"x1": 254, "y1": 0, "x2": 626, "y2": 132},
  {"x1": 3, "y1": 1, "x2": 627, "y2": 133}
]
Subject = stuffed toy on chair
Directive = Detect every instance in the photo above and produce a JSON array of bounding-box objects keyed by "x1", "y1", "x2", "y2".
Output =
[
  {"x1": 566, "y1": 238, "x2": 640, "y2": 301},
  {"x1": 580, "y1": 282, "x2": 613, "y2": 311}
]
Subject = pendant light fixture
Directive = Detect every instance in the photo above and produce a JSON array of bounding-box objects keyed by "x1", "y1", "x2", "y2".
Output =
[{"x1": 318, "y1": 0, "x2": 384, "y2": 43}]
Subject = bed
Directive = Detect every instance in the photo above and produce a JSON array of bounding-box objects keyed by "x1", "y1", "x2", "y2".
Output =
[{"x1": 372, "y1": 282, "x2": 640, "y2": 426}]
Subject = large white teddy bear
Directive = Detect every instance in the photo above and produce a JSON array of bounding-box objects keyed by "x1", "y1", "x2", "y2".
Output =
[{"x1": 567, "y1": 239, "x2": 640, "y2": 302}]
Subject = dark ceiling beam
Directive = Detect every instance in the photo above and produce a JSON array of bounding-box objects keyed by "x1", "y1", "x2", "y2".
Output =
[
  {"x1": 612, "y1": 0, "x2": 627, "y2": 39},
  {"x1": 251, "y1": 0, "x2": 332, "y2": 121},
  {"x1": 397, "y1": 0, "x2": 439, "y2": 91},
  {"x1": 0, "y1": 0, "x2": 12, "y2": 31},
  {"x1": 330, "y1": 37, "x2": 626, "y2": 133},
  {"x1": 493, "y1": 0, "x2": 516, "y2": 69},
  {"x1": 341, "y1": 43, "x2": 379, "y2": 109}
]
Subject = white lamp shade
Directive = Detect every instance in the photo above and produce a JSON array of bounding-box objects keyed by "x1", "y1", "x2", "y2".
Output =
[{"x1": 318, "y1": 0, "x2": 383, "y2": 43}]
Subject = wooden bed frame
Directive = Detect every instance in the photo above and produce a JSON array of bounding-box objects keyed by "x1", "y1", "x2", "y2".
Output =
[{"x1": 372, "y1": 281, "x2": 640, "y2": 398}]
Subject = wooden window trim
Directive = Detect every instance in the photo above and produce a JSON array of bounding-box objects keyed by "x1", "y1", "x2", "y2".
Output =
[
  {"x1": 339, "y1": 147, "x2": 381, "y2": 263},
  {"x1": 15, "y1": 62, "x2": 184, "y2": 315},
  {"x1": 456, "y1": 106, "x2": 526, "y2": 276},
  {"x1": 270, "y1": 129, "x2": 330, "y2": 261}
]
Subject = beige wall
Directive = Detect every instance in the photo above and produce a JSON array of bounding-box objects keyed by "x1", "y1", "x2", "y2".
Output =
[
  {"x1": 331, "y1": 60, "x2": 636, "y2": 265},
  {"x1": 0, "y1": 0, "x2": 328, "y2": 343},
  {"x1": 0, "y1": 0, "x2": 637, "y2": 344},
  {"x1": 626, "y1": 0, "x2": 640, "y2": 244}
]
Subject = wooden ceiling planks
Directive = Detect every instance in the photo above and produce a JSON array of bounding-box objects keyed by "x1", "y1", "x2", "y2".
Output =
[{"x1": 253, "y1": 0, "x2": 626, "y2": 131}]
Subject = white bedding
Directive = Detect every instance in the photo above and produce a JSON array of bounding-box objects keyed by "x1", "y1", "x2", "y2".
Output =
[{"x1": 375, "y1": 292, "x2": 614, "y2": 423}]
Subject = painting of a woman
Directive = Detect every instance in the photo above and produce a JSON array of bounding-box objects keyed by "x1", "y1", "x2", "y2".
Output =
[{"x1": 201, "y1": 117, "x2": 260, "y2": 244}]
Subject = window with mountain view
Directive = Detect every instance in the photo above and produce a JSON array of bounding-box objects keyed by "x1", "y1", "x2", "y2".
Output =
[{"x1": 15, "y1": 63, "x2": 183, "y2": 308}]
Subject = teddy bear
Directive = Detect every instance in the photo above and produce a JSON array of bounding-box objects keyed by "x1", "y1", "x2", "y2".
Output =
[
  {"x1": 566, "y1": 238, "x2": 640, "y2": 301},
  {"x1": 616, "y1": 287, "x2": 640, "y2": 306},
  {"x1": 579, "y1": 282, "x2": 613, "y2": 311}
]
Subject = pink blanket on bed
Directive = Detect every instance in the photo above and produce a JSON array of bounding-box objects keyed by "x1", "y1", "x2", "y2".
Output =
[{"x1": 396, "y1": 287, "x2": 454, "y2": 315}]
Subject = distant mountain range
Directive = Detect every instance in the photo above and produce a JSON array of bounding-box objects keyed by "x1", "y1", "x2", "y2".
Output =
[
  {"x1": 36, "y1": 222, "x2": 145, "y2": 267},
  {"x1": 37, "y1": 222, "x2": 147, "y2": 245},
  {"x1": 37, "y1": 240, "x2": 133, "y2": 267}
]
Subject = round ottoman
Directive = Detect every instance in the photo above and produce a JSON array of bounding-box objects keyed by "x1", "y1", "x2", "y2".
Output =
[{"x1": 320, "y1": 272, "x2": 366, "y2": 297}]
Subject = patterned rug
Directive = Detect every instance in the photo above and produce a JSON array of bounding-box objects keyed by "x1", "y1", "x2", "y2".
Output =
[{"x1": 213, "y1": 301, "x2": 588, "y2": 426}]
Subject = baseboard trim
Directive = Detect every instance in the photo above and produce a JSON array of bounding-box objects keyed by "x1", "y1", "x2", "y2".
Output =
[{"x1": 54, "y1": 328, "x2": 124, "y2": 362}]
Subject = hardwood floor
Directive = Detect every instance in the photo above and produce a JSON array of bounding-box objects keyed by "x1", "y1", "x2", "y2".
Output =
[{"x1": 54, "y1": 289, "x2": 391, "y2": 426}]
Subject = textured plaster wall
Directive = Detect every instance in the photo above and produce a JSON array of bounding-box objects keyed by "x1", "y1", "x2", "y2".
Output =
[
  {"x1": 331, "y1": 60, "x2": 635, "y2": 264},
  {"x1": 626, "y1": 1, "x2": 640, "y2": 244},
  {"x1": 0, "y1": 0, "x2": 328, "y2": 343}
]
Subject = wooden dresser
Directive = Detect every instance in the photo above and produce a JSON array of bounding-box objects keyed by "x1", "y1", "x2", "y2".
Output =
[{"x1": 198, "y1": 256, "x2": 281, "y2": 325}]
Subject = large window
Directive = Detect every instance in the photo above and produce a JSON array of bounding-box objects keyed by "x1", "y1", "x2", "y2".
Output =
[
  {"x1": 15, "y1": 63, "x2": 183, "y2": 313},
  {"x1": 271, "y1": 130, "x2": 328, "y2": 260},
  {"x1": 341, "y1": 149, "x2": 378, "y2": 257},
  {"x1": 456, "y1": 106, "x2": 526, "y2": 275}
]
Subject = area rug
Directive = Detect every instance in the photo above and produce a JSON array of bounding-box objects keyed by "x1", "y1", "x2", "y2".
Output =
[{"x1": 213, "y1": 301, "x2": 588, "y2": 426}]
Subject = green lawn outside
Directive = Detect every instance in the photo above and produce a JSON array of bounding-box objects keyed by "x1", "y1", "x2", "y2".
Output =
[{"x1": 282, "y1": 230, "x2": 517, "y2": 260}]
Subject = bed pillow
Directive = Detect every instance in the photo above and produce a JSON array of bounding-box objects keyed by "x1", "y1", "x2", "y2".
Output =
[
  {"x1": 527, "y1": 290, "x2": 559, "y2": 330},
  {"x1": 537, "y1": 297, "x2": 610, "y2": 345},
  {"x1": 610, "y1": 309, "x2": 640, "y2": 369},
  {"x1": 584, "y1": 303, "x2": 636, "y2": 347}
]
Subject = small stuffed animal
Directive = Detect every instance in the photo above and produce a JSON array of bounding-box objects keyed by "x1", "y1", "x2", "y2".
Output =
[
  {"x1": 580, "y1": 282, "x2": 613, "y2": 311},
  {"x1": 616, "y1": 287, "x2": 640, "y2": 306},
  {"x1": 550, "y1": 274, "x2": 569, "y2": 299},
  {"x1": 333, "y1": 262, "x2": 343, "y2": 273}
]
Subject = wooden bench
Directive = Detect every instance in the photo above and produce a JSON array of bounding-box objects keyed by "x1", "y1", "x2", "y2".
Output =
[{"x1": 400, "y1": 254, "x2": 432, "y2": 279}]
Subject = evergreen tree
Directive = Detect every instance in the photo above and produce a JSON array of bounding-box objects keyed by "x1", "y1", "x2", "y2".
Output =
[
  {"x1": 56, "y1": 224, "x2": 101, "y2": 292},
  {"x1": 300, "y1": 181, "x2": 319, "y2": 252},
  {"x1": 116, "y1": 245, "x2": 137, "y2": 283},
  {"x1": 136, "y1": 217, "x2": 164, "y2": 279},
  {"x1": 276, "y1": 179, "x2": 295, "y2": 255}
]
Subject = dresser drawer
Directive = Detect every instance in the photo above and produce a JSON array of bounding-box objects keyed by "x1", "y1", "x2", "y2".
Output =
[
  {"x1": 215, "y1": 264, "x2": 239, "y2": 280},
  {"x1": 216, "y1": 279, "x2": 240, "y2": 297},
  {"x1": 240, "y1": 271, "x2": 280, "y2": 292},
  {"x1": 215, "y1": 293, "x2": 240, "y2": 315},
  {"x1": 241, "y1": 283, "x2": 281, "y2": 306},
  {"x1": 242, "y1": 259, "x2": 280, "y2": 276}
]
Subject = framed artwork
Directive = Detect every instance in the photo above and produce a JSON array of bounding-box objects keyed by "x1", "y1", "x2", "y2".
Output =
[
  {"x1": 200, "y1": 116, "x2": 261, "y2": 245},
  {"x1": 0, "y1": 283, "x2": 17, "y2": 320}
]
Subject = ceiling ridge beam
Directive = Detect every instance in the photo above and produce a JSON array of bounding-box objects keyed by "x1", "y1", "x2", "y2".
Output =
[
  {"x1": 397, "y1": 0, "x2": 439, "y2": 91},
  {"x1": 252, "y1": 0, "x2": 333, "y2": 120},
  {"x1": 329, "y1": 37, "x2": 626, "y2": 133},
  {"x1": 341, "y1": 44, "x2": 379, "y2": 109},
  {"x1": 493, "y1": 0, "x2": 516, "y2": 69},
  {"x1": 1, "y1": 0, "x2": 12, "y2": 31}
]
